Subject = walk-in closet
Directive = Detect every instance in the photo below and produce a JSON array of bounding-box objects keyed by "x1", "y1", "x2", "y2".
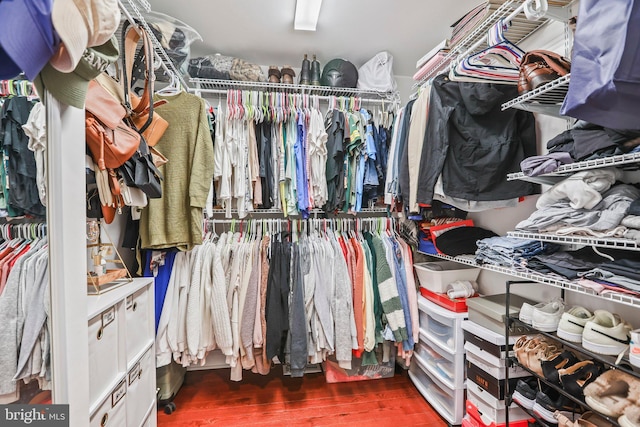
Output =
[{"x1": 1, "y1": 0, "x2": 639, "y2": 426}]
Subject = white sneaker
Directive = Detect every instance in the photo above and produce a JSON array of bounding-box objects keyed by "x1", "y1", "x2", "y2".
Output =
[
  {"x1": 556, "y1": 306, "x2": 594, "y2": 343},
  {"x1": 582, "y1": 310, "x2": 632, "y2": 356},
  {"x1": 531, "y1": 299, "x2": 565, "y2": 332},
  {"x1": 520, "y1": 302, "x2": 544, "y2": 325}
]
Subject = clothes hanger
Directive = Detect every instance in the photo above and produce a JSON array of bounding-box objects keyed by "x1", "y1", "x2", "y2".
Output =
[
  {"x1": 156, "y1": 72, "x2": 182, "y2": 95},
  {"x1": 452, "y1": 18, "x2": 525, "y2": 84}
]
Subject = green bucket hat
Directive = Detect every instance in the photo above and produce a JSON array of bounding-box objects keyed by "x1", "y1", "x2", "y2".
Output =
[{"x1": 35, "y1": 35, "x2": 119, "y2": 108}]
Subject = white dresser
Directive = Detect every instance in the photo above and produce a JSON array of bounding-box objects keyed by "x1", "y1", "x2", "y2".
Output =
[{"x1": 87, "y1": 278, "x2": 156, "y2": 427}]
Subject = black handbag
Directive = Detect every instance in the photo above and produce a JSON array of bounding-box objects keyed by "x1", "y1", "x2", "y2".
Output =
[
  {"x1": 86, "y1": 167, "x2": 103, "y2": 219},
  {"x1": 119, "y1": 136, "x2": 163, "y2": 199}
]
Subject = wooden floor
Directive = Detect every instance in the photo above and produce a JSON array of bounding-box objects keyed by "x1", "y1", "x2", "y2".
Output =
[{"x1": 157, "y1": 366, "x2": 448, "y2": 427}]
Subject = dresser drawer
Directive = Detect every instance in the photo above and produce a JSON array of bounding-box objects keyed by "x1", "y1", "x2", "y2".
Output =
[
  {"x1": 418, "y1": 296, "x2": 467, "y2": 355},
  {"x1": 126, "y1": 285, "x2": 153, "y2": 364},
  {"x1": 89, "y1": 304, "x2": 124, "y2": 408},
  {"x1": 127, "y1": 348, "x2": 156, "y2": 427},
  {"x1": 90, "y1": 379, "x2": 127, "y2": 427}
]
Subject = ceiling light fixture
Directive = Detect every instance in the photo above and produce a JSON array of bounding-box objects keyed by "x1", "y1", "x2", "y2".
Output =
[{"x1": 294, "y1": 0, "x2": 323, "y2": 31}]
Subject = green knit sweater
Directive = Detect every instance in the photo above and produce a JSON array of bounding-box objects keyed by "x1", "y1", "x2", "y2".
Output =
[
  {"x1": 371, "y1": 236, "x2": 408, "y2": 343},
  {"x1": 140, "y1": 91, "x2": 214, "y2": 251}
]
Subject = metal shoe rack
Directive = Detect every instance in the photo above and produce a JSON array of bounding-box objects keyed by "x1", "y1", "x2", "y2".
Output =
[{"x1": 504, "y1": 280, "x2": 640, "y2": 427}]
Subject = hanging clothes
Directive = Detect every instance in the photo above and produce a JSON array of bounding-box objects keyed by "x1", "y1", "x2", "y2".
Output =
[
  {"x1": 140, "y1": 91, "x2": 215, "y2": 251},
  {"x1": 0, "y1": 230, "x2": 49, "y2": 403},
  {"x1": 155, "y1": 219, "x2": 418, "y2": 380}
]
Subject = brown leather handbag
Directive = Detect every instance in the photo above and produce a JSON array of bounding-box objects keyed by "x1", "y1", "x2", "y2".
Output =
[
  {"x1": 517, "y1": 50, "x2": 571, "y2": 95},
  {"x1": 85, "y1": 80, "x2": 141, "y2": 170},
  {"x1": 121, "y1": 22, "x2": 169, "y2": 147}
]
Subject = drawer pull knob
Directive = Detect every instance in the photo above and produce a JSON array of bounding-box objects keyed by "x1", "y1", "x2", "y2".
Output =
[
  {"x1": 101, "y1": 413, "x2": 108, "y2": 426},
  {"x1": 97, "y1": 327, "x2": 104, "y2": 340},
  {"x1": 138, "y1": 369, "x2": 142, "y2": 379},
  {"x1": 132, "y1": 301, "x2": 138, "y2": 311}
]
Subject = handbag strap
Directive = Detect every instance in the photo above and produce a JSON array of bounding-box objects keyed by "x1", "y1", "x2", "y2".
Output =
[{"x1": 121, "y1": 21, "x2": 155, "y2": 132}]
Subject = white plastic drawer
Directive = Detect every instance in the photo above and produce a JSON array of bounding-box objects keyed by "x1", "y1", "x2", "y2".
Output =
[
  {"x1": 415, "y1": 330, "x2": 465, "y2": 389},
  {"x1": 468, "y1": 386, "x2": 531, "y2": 424},
  {"x1": 465, "y1": 342, "x2": 529, "y2": 380},
  {"x1": 126, "y1": 285, "x2": 153, "y2": 364},
  {"x1": 410, "y1": 353, "x2": 465, "y2": 425},
  {"x1": 89, "y1": 304, "x2": 124, "y2": 409},
  {"x1": 90, "y1": 379, "x2": 127, "y2": 427},
  {"x1": 141, "y1": 411, "x2": 157, "y2": 427},
  {"x1": 418, "y1": 296, "x2": 466, "y2": 355},
  {"x1": 127, "y1": 348, "x2": 156, "y2": 427}
]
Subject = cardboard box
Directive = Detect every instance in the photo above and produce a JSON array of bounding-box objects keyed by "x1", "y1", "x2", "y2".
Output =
[
  {"x1": 322, "y1": 342, "x2": 395, "y2": 383},
  {"x1": 466, "y1": 359, "x2": 520, "y2": 401},
  {"x1": 466, "y1": 294, "x2": 535, "y2": 335}
]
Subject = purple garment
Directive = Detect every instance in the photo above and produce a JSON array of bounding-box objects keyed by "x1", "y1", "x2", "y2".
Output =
[
  {"x1": 520, "y1": 152, "x2": 573, "y2": 176},
  {"x1": 560, "y1": 0, "x2": 640, "y2": 129}
]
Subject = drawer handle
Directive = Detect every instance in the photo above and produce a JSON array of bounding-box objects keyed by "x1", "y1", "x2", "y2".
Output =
[
  {"x1": 132, "y1": 301, "x2": 138, "y2": 312},
  {"x1": 138, "y1": 368, "x2": 142, "y2": 379},
  {"x1": 97, "y1": 327, "x2": 104, "y2": 340},
  {"x1": 101, "y1": 413, "x2": 108, "y2": 427}
]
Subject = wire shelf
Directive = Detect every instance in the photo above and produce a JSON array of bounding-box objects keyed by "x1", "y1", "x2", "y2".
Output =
[
  {"x1": 207, "y1": 207, "x2": 390, "y2": 217},
  {"x1": 189, "y1": 78, "x2": 400, "y2": 103},
  {"x1": 420, "y1": 251, "x2": 640, "y2": 309},
  {"x1": 411, "y1": 0, "x2": 573, "y2": 90},
  {"x1": 501, "y1": 73, "x2": 571, "y2": 115},
  {"x1": 507, "y1": 231, "x2": 640, "y2": 251},
  {"x1": 121, "y1": 0, "x2": 188, "y2": 90},
  {"x1": 507, "y1": 151, "x2": 640, "y2": 181}
]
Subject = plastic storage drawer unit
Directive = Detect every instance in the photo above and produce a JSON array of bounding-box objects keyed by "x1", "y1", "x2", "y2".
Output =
[
  {"x1": 415, "y1": 330, "x2": 465, "y2": 389},
  {"x1": 418, "y1": 296, "x2": 467, "y2": 354},
  {"x1": 409, "y1": 352, "x2": 465, "y2": 425}
]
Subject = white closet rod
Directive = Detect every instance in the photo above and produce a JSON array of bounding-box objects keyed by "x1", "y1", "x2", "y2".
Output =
[{"x1": 198, "y1": 89, "x2": 390, "y2": 106}]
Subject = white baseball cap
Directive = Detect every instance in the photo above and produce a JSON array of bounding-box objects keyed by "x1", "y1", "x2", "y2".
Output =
[{"x1": 49, "y1": 0, "x2": 120, "y2": 73}]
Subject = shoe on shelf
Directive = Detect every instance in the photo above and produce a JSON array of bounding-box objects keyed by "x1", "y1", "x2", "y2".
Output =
[
  {"x1": 583, "y1": 369, "x2": 639, "y2": 417},
  {"x1": 514, "y1": 335, "x2": 561, "y2": 376},
  {"x1": 520, "y1": 301, "x2": 545, "y2": 325},
  {"x1": 268, "y1": 66, "x2": 281, "y2": 83},
  {"x1": 281, "y1": 66, "x2": 296, "y2": 84},
  {"x1": 534, "y1": 387, "x2": 582, "y2": 424},
  {"x1": 557, "y1": 411, "x2": 614, "y2": 427},
  {"x1": 555, "y1": 411, "x2": 579, "y2": 427},
  {"x1": 582, "y1": 310, "x2": 632, "y2": 356},
  {"x1": 542, "y1": 350, "x2": 579, "y2": 385},
  {"x1": 620, "y1": 404, "x2": 640, "y2": 427},
  {"x1": 557, "y1": 306, "x2": 595, "y2": 343},
  {"x1": 532, "y1": 298, "x2": 565, "y2": 332},
  {"x1": 513, "y1": 377, "x2": 539, "y2": 410},
  {"x1": 558, "y1": 360, "x2": 605, "y2": 401}
]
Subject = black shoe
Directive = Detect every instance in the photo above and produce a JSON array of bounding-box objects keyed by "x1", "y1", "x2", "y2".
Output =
[
  {"x1": 541, "y1": 350, "x2": 579, "y2": 385},
  {"x1": 558, "y1": 360, "x2": 604, "y2": 401},
  {"x1": 513, "y1": 377, "x2": 539, "y2": 410},
  {"x1": 533, "y1": 388, "x2": 583, "y2": 424}
]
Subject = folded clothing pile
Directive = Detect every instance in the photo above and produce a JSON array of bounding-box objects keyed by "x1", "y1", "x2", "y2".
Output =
[{"x1": 475, "y1": 236, "x2": 559, "y2": 268}]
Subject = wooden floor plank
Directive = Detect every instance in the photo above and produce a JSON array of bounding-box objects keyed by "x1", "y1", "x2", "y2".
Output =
[{"x1": 157, "y1": 366, "x2": 448, "y2": 427}]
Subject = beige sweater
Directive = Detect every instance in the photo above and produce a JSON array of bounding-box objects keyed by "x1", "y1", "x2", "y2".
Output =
[{"x1": 140, "y1": 91, "x2": 214, "y2": 251}]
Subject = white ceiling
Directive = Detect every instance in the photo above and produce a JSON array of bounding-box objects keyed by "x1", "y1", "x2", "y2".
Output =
[{"x1": 149, "y1": 0, "x2": 483, "y2": 78}]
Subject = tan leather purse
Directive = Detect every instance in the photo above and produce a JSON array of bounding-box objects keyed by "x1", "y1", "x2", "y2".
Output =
[{"x1": 85, "y1": 80, "x2": 141, "y2": 171}]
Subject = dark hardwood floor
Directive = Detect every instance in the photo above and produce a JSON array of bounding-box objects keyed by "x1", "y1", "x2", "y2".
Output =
[{"x1": 157, "y1": 365, "x2": 448, "y2": 426}]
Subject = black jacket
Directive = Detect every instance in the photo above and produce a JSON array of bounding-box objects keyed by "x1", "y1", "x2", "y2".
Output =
[{"x1": 416, "y1": 75, "x2": 537, "y2": 204}]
